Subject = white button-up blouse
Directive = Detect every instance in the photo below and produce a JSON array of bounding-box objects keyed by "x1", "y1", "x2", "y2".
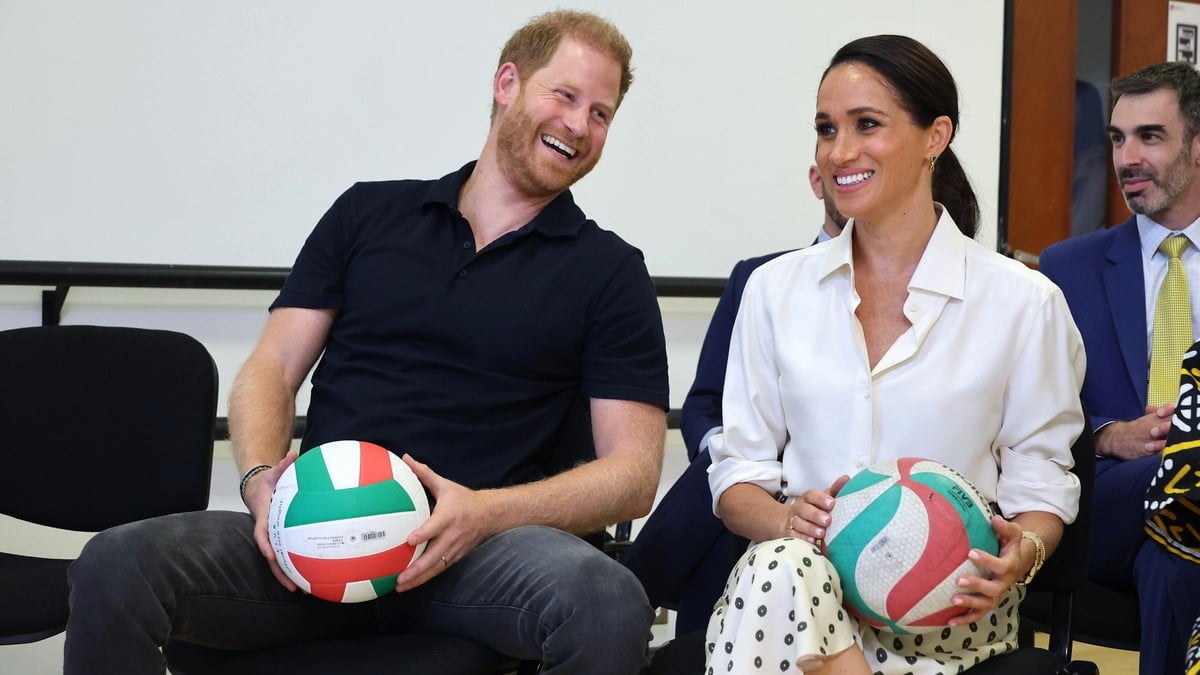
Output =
[{"x1": 708, "y1": 208, "x2": 1085, "y2": 524}]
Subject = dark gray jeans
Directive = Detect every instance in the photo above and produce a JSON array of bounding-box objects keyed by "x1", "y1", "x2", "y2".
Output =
[{"x1": 65, "y1": 511, "x2": 653, "y2": 674}]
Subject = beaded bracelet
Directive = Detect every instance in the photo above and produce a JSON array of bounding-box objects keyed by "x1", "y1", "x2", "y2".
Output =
[{"x1": 238, "y1": 464, "x2": 273, "y2": 506}]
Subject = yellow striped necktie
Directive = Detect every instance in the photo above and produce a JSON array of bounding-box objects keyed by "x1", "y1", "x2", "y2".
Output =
[{"x1": 1149, "y1": 235, "x2": 1193, "y2": 406}]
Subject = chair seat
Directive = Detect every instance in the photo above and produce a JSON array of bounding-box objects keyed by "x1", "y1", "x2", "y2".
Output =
[
  {"x1": 1023, "y1": 581, "x2": 1140, "y2": 651},
  {"x1": 165, "y1": 632, "x2": 510, "y2": 675},
  {"x1": 0, "y1": 552, "x2": 71, "y2": 644}
]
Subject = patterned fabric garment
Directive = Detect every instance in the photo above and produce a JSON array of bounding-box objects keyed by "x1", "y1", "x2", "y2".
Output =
[
  {"x1": 1145, "y1": 340, "x2": 1200, "y2": 563},
  {"x1": 705, "y1": 539, "x2": 1020, "y2": 675}
]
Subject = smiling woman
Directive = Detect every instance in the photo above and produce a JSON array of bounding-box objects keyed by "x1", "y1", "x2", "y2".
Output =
[{"x1": 703, "y1": 34, "x2": 1085, "y2": 675}]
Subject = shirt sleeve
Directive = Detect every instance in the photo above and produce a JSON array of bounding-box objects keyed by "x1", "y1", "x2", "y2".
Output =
[
  {"x1": 580, "y1": 251, "x2": 669, "y2": 410},
  {"x1": 707, "y1": 269, "x2": 788, "y2": 514},
  {"x1": 995, "y1": 286, "x2": 1086, "y2": 523},
  {"x1": 270, "y1": 185, "x2": 358, "y2": 312}
]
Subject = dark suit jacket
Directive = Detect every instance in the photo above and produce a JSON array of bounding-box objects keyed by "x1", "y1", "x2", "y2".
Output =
[
  {"x1": 679, "y1": 250, "x2": 792, "y2": 460},
  {"x1": 1039, "y1": 215, "x2": 1147, "y2": 429}
]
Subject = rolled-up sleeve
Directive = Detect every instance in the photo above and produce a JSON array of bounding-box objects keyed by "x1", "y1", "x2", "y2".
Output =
[
  {"x1": 995, "y1": 287, "x2": 1086, "y2": 523},
  {"x1": 708, "y1": 271, "x2": 789, "y2": 514}
]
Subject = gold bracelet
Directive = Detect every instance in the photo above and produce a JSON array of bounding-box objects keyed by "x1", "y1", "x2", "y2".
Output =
[{"x1": 1018, "y1": 530, "x2": 1046, "y2": 585}]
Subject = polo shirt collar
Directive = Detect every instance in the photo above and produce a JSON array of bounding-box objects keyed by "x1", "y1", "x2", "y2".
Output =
[{"x1": 424, "y1": 161, "x2": 589, "y2": 238}]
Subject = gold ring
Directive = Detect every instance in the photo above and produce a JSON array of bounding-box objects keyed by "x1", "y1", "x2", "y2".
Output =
[{"x1": 440, "y1": 555, "x2": 449, "y2": 568}]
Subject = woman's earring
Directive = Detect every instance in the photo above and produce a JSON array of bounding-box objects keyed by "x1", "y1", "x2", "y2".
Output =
[{"x1": 929, "y1": 154, "x2": 938, "y2": 174}]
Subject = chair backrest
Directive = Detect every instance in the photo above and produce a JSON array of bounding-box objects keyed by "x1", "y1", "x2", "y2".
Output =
[
  {"x1": 1020, "y1": 405, "x2": 1096, "y2": 664},
  {"x1": 0, "y1": 325, "x2": 217, "y2": 531}
]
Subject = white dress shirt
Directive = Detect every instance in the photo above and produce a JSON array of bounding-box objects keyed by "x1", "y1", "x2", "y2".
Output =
[{"x1": 708, "y1": 208, "x2": 1085, "y2": 523}]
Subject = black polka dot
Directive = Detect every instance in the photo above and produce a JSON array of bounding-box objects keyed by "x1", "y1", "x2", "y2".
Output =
[
  {"x1": 748, "y1": 553, "x2": 757, "y2": 565},
  {"x1": 761, "y1": 581, "x2": 772, "y2": 592},
  {"x1": 969, "y1": 622, "x2": 978, "y2": 632},
  {"x1": 893, "y1": 637, "x2": 904, "y2": 650},
  {"x1": 789, "y1": 610, "x2": 796, "y2": 621},
  {"x1": 754, "y1": 629, "x2": 765, "y2": 642},
  {"x1": 987, "y1": 631, "x2": 996, "y2": 642},
  {"x1": 784, "y1": 634, "x2": 794, "y2": 646},
  {"x1": 707, "y1": 642, "x2": 715, "y2": 653},
  {"x1": 989, "y1": 614, "x2": 998, "y2": 626},
  {"x1": 828, "y1": 623, "x2": 836, "y2": 634},
  {"x1": 823, "y1": 581, "x2": 833, "y2": 593},
  {"x1": 837, "y1": 609, "x2": 844, "y2": 621},
  {"x1": 798, "y1": 621, "x2": 808, "y2": 632},
  {"x1": 724, "y1": 641, "x2": 733, "y2": 654},
  {"x1": 802, "y1": 557, "x2": 813, "y2": 567},
  {"x1": 726, "y1": 663, "x2": 733, "y2": 672},
  {"x1": 735, "y1": 598, "x2": 744, "y2": 609},
  {"x1": 779, "y1": 660, "x2": 790, "y2": 671},
  {"x1": 876, "y1": 648, "x2": 888, "y2": 662},
  {"x1": 812, "y1": 596, "x2": 821, "y2": 607},
  {"x1": 914, "y1": 634, "x2": 924, "y2": 646},
  {"x1": 754, "y1": 656, "x2": 762, "y2": 668},
  {"x1": 962, "y1": 636, "x2": 974, "y2": 648},
  {"x1": 941, "y1": 628, "x2": 952, "y2": 640},
  {"x1": 757, "y1": 605, "x2": 767, "y2": 617},
  {"x1": 774, "y1": 545, "x2": 785, "y2": 553},
  {"x1": 905, "y1": 655, "x2": 918, "y2": 665},
  {"x1": 768, "y1": 560, "x2": 779, "y2": 570}
]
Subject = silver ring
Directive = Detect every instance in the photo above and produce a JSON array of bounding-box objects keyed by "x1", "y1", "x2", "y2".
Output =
[{"x1": 440, "y1": 555, "x2": 449, "y2": 568}]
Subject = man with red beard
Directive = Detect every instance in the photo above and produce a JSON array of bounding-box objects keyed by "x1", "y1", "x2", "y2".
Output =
[
  {"x1": 1041, "y1": 61, "x2": 1200, "y2": 675},
  {"x1": 65, "y1": 11, "x2": 668, "y2": 675}
]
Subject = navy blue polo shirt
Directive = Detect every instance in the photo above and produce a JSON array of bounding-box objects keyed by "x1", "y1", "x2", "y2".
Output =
[{"x1": 272, "y1": 162, "x2": 669, "y2": 489}]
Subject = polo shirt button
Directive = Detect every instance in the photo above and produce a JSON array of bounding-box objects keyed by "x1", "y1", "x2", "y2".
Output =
[
  {"x1": 462, "y1": 241, "x2": 472, "y2": 249},
  {"x1": 458, "y1": 269, "x2": 468, "y2": 277}
]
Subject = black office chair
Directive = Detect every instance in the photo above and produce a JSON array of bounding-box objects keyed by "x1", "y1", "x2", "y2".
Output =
[
  {"x1": 0, "y1": 325, "x2": 217, "y2": 645},
  {"x1": 648, "y1": 412, "x2": 1101, "y2": 675}
]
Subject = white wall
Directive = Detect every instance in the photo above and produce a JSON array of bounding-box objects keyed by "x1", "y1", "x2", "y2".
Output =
[{"x1": 1, "y1": 0, "x2": 1005, "y2": 275}]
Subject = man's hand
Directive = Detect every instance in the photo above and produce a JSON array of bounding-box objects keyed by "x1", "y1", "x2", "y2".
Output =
[
  {"x1": 394, "y1": 454, "x2": 500, "y2": 592},
  {"x1": 245, "y1": 450, "x2": 301, "y2": 591},
  {"x1": 1096, "y1": 403, "x2": 1176, "y2": 459}
]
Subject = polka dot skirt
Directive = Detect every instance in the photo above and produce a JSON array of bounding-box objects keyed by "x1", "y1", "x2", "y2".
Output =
[{"x1": 704, "y1": 538, "x2": 1021, "y2": 674}]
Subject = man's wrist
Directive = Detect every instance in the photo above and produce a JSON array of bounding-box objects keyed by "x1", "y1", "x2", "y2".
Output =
[{"x1": 239, "y1": 464, "x2": 273, "y2": 506}]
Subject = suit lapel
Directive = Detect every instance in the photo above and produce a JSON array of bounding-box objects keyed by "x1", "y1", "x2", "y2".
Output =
[{"x1": 1102, "y1": 217, "x2": 1149, "y2": 406}]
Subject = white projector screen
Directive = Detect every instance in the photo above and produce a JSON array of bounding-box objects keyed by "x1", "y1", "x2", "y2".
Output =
[{"x1": 0, "y1": 0, "x2": 1005, "y2": 276}]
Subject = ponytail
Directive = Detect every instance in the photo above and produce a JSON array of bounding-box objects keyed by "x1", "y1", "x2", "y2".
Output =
[{"x1": 932, "y1": 147, "x2": 978, "y2": 239}]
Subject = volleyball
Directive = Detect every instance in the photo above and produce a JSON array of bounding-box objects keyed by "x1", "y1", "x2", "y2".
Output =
[
  {"x1": 268, "y1": 440, "x2": 430, "y2": 603},
  {"x1": 821, "y1": 457, "x2": 999, "y2": 633}
]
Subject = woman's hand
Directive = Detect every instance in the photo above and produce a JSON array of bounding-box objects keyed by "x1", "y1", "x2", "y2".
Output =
[
  {"x1": 947, "y1": 515, "x2": 1025, "y2": 625},
  {"x1": 784, "y1": 475, "x2": 850, "y2": 544}
]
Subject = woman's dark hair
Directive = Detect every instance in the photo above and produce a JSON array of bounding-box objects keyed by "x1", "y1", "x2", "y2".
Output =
[{"x1": 822, "y1": 35, "x2": 979, "y2": 238}]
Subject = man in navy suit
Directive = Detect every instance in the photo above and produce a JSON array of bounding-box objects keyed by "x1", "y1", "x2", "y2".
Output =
[
  {"x1": 1040, "y1": 61, "x2": 1200, "y2": 675},
  {"x1": 622, "y1": 166, "x2": 845, "y2": 636}
]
